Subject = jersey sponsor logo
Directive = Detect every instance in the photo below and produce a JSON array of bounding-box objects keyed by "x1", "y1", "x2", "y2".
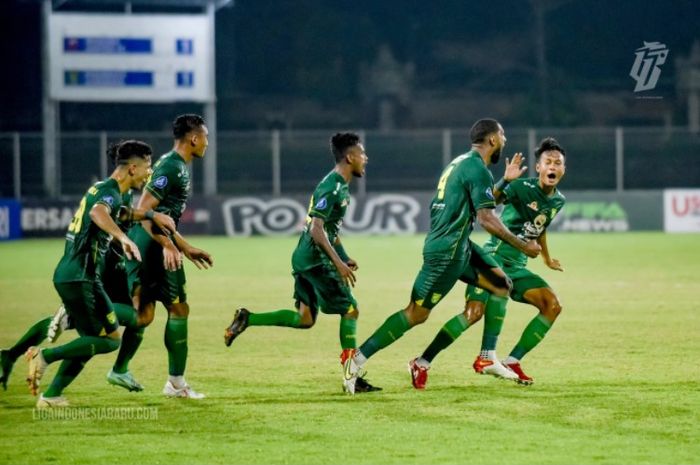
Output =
[
  {"x1": 485, "y1": 187, "x2": 494, "y2": 200},
  {"x1": 527, "y1": 201, "x2": 538, "y2": 211},
  {"x1": 315, "y1": 197, "x2": 328, "y2": 210},
  {"x1": 153, "y1": 176, "x2": 168, "y2": 189}
]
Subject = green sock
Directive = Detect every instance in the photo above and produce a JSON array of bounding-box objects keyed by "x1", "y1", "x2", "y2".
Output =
[
  {"x1": 421, "y1": 314, "x2": 469, "y2": 363},
  {"x1": 44, "y1": 357, "x2": 90, "y2": 398},
  {"x1": 112, "y1": 326, "x2": 145, "y2": 374},
  {"x1": 42, "y1": 336, "x2": 120, "y2": 364},
  {"x1": 112, "y1": 303, "x2": 137, "y2": 328},
  {"x1": 164, "y1": 317, "x2": 188, "y2": 376},
  {"x1": 509, "y1": 314, "x2": 553, "y2": 360},
  {"x1": 248, "y1": 309, "x2": 301, "y2": 327},
  {"x1": 339, "y1": 317, "x2": 357, "y2": 350},
  {"x1": 359, "y1": 310, "x2": 411, "y2": 359},
  {"x1": 481, "y1": 296, "x2": 508, "y2": 351},
  {"x1": 8, "y1": 317, "x2": 50, "y2": 360}
]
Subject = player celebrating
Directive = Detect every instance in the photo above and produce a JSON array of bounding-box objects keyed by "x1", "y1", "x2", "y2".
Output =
[
  {"x1": 25, "y1": 141, "x2": 176, "y2": 407},
  {"x1": 409, "y1": 137, "x2": 566, "y2": 388},
  {"x1": 111, "y1": 114, "x2": 213, "y2": 399},
  {"x1": 224, "y1": 132, "x2": 380, "y2": 393},
  {"x1": 343, "y1": 118, "x2": 542, "y2": 394}
]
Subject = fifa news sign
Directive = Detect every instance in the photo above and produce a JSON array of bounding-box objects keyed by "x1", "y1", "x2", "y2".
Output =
[{"x1": 48, "y1": 13, "x2": 213, "y2": 102}]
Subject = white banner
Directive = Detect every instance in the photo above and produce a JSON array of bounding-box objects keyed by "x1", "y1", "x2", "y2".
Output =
[
  {"x1": 664, "y1": 189, "x2": 700, "y2": 232},
  {"x1": 49, "y1": 13, "x2": 213, "y2": 102}
]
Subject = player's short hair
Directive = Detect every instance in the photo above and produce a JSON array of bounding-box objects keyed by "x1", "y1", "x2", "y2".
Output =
[
  {"x1": 330, "y1": 132, "x2": 360, "y2": 162},
  {"x1": 173, "y1": 114, "x2": 206, "y2": 139},
  {"x1": 108, "y1": 140, "x2": 153, "y2": 166},
  {"x1": 535, "y1": 137, "x2": 566, "y2": 160},
  {"x1": 470, "y1": 118, "x2": 501, "y2": 144}
]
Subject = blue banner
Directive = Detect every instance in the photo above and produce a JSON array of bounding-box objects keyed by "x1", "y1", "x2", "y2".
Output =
[
  {"x1": 64, "y1": 70, "x2": 153, "y2": 87},
  {"x1": 64, "y1": 37, "x2": 152, "y2": 54},
  {"x1": 0, "y1": 199, "x2": 22, "y2": 241}
]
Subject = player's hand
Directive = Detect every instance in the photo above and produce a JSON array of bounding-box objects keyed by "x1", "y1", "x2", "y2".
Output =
[
  {"x1": 503, "y1": 152, "x2": 527, "y2": 182},
  {"x1": 121, "y1": 237, "x2": 142, "y2": 262},
  {"x1": 522, "y1": 239, "x2": 541, "y2": 258},
  {"x1": 545, "y1": 257, "x2": 564, "y2": 271},
  {"x1": 184, "y1": 246, "x2": 213, "y2": 270},
  {"x1": 346, "y1": 258, "x2": 359, "y2": 271},
  {"x1": 162, "y1": 243, "x2": 182, "y2": 271},
  {"x1": 334, "y1": 260, "x2": 356, "y2": 287},
  {"x1": 152, "y1": 212, "x2": 177, "y2": 235}
]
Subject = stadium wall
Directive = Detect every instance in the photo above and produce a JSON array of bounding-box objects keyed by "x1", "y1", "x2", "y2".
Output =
[{"x1": 5, "y1": 190, "x2": 699, "y2": 240}]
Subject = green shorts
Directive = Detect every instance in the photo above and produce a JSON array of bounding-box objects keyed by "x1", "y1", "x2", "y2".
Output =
[
  {"x1": 54, "y1": 280, "x2": 118, "y2": 336},
  {"x1": 466, "y1": 258, "x2": 550, "y2": 304},
  {"x1": 411, "y1": 243, "x2": 499, "y2": 310},
  {"x1": 99, "y1": 246, "x2": 131, "y2": 305},
  {"x1": 126, "y1": 224, "x2": 187, "y2": 305},
  {"x1": 292, "y1": 262, "x2": 358, "y2": 317}
]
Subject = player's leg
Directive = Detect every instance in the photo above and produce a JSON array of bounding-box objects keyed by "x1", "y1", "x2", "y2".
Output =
[
  {"x1": 29, "y1": 282, "x2": 121, "y2": 402},
  {"x1": 344, "y1": 256, "x2": 464, "y2": 394},
  {"x1": 503, "y1": 278, "x2": 561, "y2": 385},
  {"x1": 0, "y1": 315, "x2": 55, "y2": 390}
]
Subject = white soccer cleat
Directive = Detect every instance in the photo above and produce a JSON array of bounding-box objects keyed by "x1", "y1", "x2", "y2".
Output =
[
  {"x1": 342, "y1": 355, "x2": 363, "y2": 395},
  {"x1": 26, "y1": 347, "x2": 48, "y2": 396},
  {"x1": 47, "y1": 304, "x2": 70, "y2": 343},
  {"x1": 36, "y1": 393, "x2": 70, "y2": 408},
  {"x1": 473, "y1": 355, "x2": 519, "y2": 381},
  {"x1": 162, "y1": 380, "x2": 205, "y2": 399}
]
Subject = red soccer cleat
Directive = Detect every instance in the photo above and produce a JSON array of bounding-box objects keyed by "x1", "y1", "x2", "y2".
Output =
[
  {"x1": 408, "y1": 358, "x2": 429, "y2": 389},
  {"x1": 503, "y1": 361, "x2": 534, "y2": 385}
]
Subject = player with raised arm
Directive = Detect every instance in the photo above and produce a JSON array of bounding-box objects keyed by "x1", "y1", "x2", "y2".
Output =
[
  {"x1": 224, "y1": 132, "x2": 380, "y2": 392},
  {"x1": 110, "y1": 114, "x2": 213, "y2": 398},
  {"x1": 342, "y1": 118, "x2": 542, "y2": 394},
  {"x1": 25, "y1": 141, "x2": 176, "y2": 407},
  {"x1": 409, "y1": 137, "x2": 566, "y2": 388}
]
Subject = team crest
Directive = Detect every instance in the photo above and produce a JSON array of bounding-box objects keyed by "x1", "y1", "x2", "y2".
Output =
[
  {"x1": 154, "y1": 176, "x2": 168, "y2": 189},
  {"x1": 430, "y1": 293, "x2": 442, "y2": 304},
  {"x1": 315, "y1": 197, "x2": 328, "y2": 210},
  {"x1": 485, "y1": 187, "x2": 494, "y2": 200},
  {"x1": 102, "y1": 195, "x2": 114, "y2": 206},
  {"x1": 528, "y1": 201, "x2": 538, "y2": 211}
]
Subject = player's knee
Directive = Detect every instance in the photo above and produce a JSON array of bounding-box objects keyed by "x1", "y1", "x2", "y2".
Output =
[
  {"x1": 137, "y1": 309, "x2": 155, "y2": 327},
  {"x1": 344, "y1": 307, "x2": 359, "y2": 320},
  {"x1": 464, "y1": 301, "x2": 485, "y2": 324},
  {"x1": 168, "y1": 303, "x2": 189, "y2": 318},
  {"x1": 406, "y1": 303, "x2": 429, "y2": 326},
  {"x1": 299, "y1": 313, "x2": 315, "y2": 328},
  {"x1": 540, "y1": 298, "x2": 562, "y2": 320}
]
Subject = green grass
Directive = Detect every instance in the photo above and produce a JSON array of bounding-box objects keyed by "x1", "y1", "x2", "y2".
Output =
[{"x1": 0, "y1": 233, "x2": 699, "y2": 465}]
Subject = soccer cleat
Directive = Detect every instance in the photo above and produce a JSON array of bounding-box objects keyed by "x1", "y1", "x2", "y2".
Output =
[
  {"x1": 342, "y1": 351, "x2": 364, "y2": 395},
  {"x1": 47, "y1": 304, "x2": 71, "y2": 343},
  {"x1": 0, "y1": 349, "x2": 15, "y2": 391},
  {"x1": 162, "y1": 380, "x2": 205, "y2": 399},
  {"x1": 107, "y1": 369, "x2": 144, "y2": 392},
  {"x1": 355, "y1": 376, "x2": 382, "y2": 393},
  {"x1": 26, "y1": 347, "x2": 48, "y2": 396},
  {"x1": 408, "y1": 358, "x2": 429, "y2": 390},
  {"x1": 503, "y1": 361, "x2": 534, "y2": 385},
  {"x1": 224, "y1": 308, "x2": 250, "y2": 347},
  {"x1": 472, "y1": 355, "x2": 519, "y2": 381},
  {"x1": 36, "y1": 393, "x2": 70, "y2": 408}
]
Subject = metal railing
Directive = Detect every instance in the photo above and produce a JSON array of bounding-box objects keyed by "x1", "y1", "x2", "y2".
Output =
[{"x1": 1, "y1": 127, "x2": 698, "y2": 199}]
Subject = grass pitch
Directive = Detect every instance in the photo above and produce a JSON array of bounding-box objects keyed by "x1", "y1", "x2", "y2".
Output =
[{"x1": 0, "y1": 233, "x2": 698, "y2": 465}]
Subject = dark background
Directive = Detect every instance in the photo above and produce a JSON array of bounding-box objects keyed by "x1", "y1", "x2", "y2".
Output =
[{"x1": 1, "y1": 0, "x2": 698, "y2": 132}]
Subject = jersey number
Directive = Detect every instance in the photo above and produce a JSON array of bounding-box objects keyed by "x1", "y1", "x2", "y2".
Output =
[
  {"x1": 436, "y1": 165, "x2": 456, "y2": 200},
  {"x1": 68, "y1": 196, "x2": 87, "y2": 234}
]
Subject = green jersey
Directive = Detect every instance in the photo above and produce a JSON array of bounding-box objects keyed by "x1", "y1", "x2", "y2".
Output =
[
  {"x1": 292, "y1": 171, "x2": 350, "y2": 271},
  {"x1": 53, "y1": 178, "x2": 123, "y2": 283},
  {"x1": 484, "y1": 177, "x2": 566, "y2": 267},
  {"x1": 423, "y1": 151, "x2": 496, "y2": 259},
  {"x1": 146, "y1": 151, "x2": 190, "y2": 225}
]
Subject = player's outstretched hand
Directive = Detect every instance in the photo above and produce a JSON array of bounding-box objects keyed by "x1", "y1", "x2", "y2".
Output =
[
  {"x1": 184, "y1": 246, "x2": 213, "y2": 270},
  {"x1": 522, "y1": 239, "x2": 542, "y2": 258},
  {"x1": 152, "y1": 212, "x2": 177, "y2": 235},
  {"x1": 504, "y1": 152, "x2": 527, "y2": 182},
  {"x1": 545, "y1": 257, "x2": 564, "y2": 271},
  {"x1": 121, "y1": 237, "x2": 142, "y2": 262},
  {"x1": 162, "y1": 243, "x2": 182, "y2": 271}
]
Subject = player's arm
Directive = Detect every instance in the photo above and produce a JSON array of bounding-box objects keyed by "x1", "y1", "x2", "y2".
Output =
[
  {"x1": 134, "y1": 190, "x2": 181, "y2": 271},
  {"x1": 476, "y1": 208, "x2": 541, "y2": 258},
  {"x1": 309, "y1": 217, "x2": 356, "y2": 287},
  {"x1": 493, "y1": 152, "x2": 526, "y2": 204},
  {"x1": 333, "y1": 237, "x2": 357, "y2": 271},
  {"x1": 537, "y1": 231, "x2": 563, "y2": 271},
  {"x1": 90, "y1": 204, "x2": 141, "y2": 262},
  {"x1": 170, "y1": 232, "x2": 213, "y2": 270}
]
